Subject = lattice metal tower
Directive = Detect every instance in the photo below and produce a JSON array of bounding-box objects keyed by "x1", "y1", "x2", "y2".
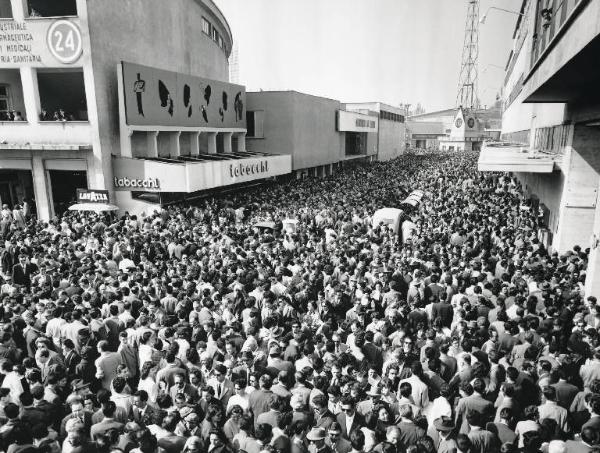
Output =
[{"x1": 456, "y1": 0, "x2": 480, "y2": 110}]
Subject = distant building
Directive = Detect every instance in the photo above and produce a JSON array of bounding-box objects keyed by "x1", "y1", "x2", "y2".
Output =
[{"x1": 407, "y1": 104, "x2": 502, "y2": 150}]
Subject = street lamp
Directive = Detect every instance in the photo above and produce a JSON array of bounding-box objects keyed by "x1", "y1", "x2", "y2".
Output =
[{"x1": 480, "y1": 6, "x2": 525, "y2": 24}]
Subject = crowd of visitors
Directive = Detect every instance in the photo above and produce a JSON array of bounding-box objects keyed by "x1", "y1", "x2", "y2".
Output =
[{"x1": 0, "y1": 150, "x2": 595, "y2": 453}]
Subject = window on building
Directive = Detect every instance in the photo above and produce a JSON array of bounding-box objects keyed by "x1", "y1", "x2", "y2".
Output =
[
  {"x1": 28, "y1": 0, "x2": 77, "y2": 17},
  {"x1": 37, "y1": 69, "x2": 87, "y2": 121},
  {"x1": 246, "y1": 111, "x2": 264, "y2": 138},
  {"x1": 212, "y1": 27, "x2": 219, "y2": 42},
  {"x1": 202, "y1": 17, "x2": 211, "y2": 35},
  {"x1": 0, "y1": 85, "x2": 11, "y2": 118},
  {"x1": 0, "y1": 70, "x2": 26, "y2": 121},
  {"x1": 0, "y1": 0, "x2": 12, "y2": 18}
]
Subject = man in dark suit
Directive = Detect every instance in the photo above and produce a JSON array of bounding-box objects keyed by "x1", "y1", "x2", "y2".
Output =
[
  {"x1": 256, "y1": 394, "x2": 283, "y2": 429},
  {"x1": 130, "y1": 390, "x2": 157, "y2": 425},
  {"x1": 208, "y1": 364, "x2": 234, "y2": 407},
  {"x1": 312, "y1": 394, "x2": 336, "y2": 431},
  {"x1": 486, "y1": 407, "x2": 517, "y2": 445},
  {"x1": 249, "y1": 374, "x2": 276, "y2": 423},
  {"x1": 62, "y1": 339, "x2": 81, "y2": 378},
  {"x1": 431, "y1": 299, "x2": 454, "y2": 328},
  {"x1": 467, "y1": 411, "x2": 499, "y2": 453},
  {"x1": 19, "y1": 392, "x2": 46, "y2": 427},
  {"x1": 396, "y1": 404, "x2": 426, "y2": 450},
  {"x1": 455, "y1": 379, "x2": 494, "y2": 434},
  {"x1": 582, "y1": 394, "x2": 600, "y2": 432},
  {"x1": 12, "y1": 254, "x2": 37, "y2": 288},
  {"x1": 325, "y1": 423, "x2": 351, "y2": 453},
  {"x1": 361, "y1": 331, "x2": 384, "y2": 372},
  {"x1": 552, "y1": 368, "x2": 580, "y2": 410},
  {"x1": 565, "y1": 427, "x2": 600, "y2": 453},
  {"x1": 157, "y1": 413, "x2": 186, "y2": 453},
  {"x1": 90, "y1": 401, "x2": 125, "y2": 440},
  {"x1": 336, "y1": 396, "x2": 364, "y2": 440},
  {"x1": 60, "y1": 398, "x2": 94, "y2": 439},
  {"x1": 170, "y1": 373, "x2": 198, "y2": 403},
  {"x1": 428, "y1": 417, "x2": 458, "y2": 453}
]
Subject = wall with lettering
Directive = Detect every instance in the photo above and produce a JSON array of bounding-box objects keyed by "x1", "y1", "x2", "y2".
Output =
[
  {"x1": 121, "y1": 61, "x2": 246, "y2": 129},
  {"x1": 337, "y1": 110, "x2": 379, "y2": 133},
  {"x1": 0, "y1": 19, "x2": 85, "y2": 67}
]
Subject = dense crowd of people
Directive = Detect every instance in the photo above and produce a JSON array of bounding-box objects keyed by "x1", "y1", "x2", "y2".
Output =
[{"x1": 0, "y1": 150, "x2": 595, "y2": 453}]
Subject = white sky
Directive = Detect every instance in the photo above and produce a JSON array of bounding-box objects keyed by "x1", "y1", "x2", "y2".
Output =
[{"x1": 215, "y1": 0, "x2": 523, "y2": 112}]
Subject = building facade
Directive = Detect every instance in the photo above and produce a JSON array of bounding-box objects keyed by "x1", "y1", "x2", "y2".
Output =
[
  {"x1": 246, "y1": 92, "x2": 408, "y2": 179},
  {"x1": 479, "y1": 0, "x2": 600, "y2": 296},
  {"x1": 0, "y1": 0, "x2": 282, "y2": 219},
  {"x1": 344, "y1": 102, "x2": 406, "y2": 161}
]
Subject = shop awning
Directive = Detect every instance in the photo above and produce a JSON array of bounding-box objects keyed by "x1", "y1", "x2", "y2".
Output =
[{"x1": 478, "y1": 143, "x2": 557, "y2": 173}]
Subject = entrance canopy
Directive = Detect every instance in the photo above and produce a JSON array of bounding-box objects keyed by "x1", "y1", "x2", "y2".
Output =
[
  {"x1": 68, "y1": 203, "x2": 119, "y2": 212},
  {"x1": 478, "y1": 142, "x2": 557, "y2": 173}
]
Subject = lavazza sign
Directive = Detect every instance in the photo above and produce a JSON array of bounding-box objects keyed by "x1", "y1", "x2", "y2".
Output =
[
  {"x1": 229, "y1": 160, "x2": 269, "y2": 178},
  {"x1": 114, "y1": 177, "x2": 160, "y2": 189}
]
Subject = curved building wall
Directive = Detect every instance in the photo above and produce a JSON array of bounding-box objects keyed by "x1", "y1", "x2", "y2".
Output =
[{"x1": 86, "y1": 0, "x2": 232, "y2": 187}]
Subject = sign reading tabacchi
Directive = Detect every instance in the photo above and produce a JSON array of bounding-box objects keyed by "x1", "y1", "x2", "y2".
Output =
[
  {"x1": 114, "y1": 177, "x2": 160, "y2": 189},
  {"x1": 0, "y1": 19, "x2": 83, "y2": 67},
  {"x1": 229, "y1": 160, "x2": 269, "y2": 178}
]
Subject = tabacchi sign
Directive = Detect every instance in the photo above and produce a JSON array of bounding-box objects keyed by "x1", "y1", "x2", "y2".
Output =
[
  {"x1": 229, "y1": 160, "x2": 269, "y2": 178},
  {"x1": 114, "y1": 177, "x2": 160, "y2": 189}
]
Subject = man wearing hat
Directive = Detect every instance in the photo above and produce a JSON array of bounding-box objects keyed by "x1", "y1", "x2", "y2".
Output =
[
  {"x1": 429, "y1": 416, "x2": 458, "y2": 453},
  {"x1": 357, "y1": 385, "x2": 383, "y2": 417},
  {"x1": 208, "y1": 363, "x2": 234, "y2": 406},
  {"x1": 267, "y1": 343, "x2": 294, "y2": 375},
  {"x1": 306, "y1": 427, "x2": 332, "y2": 453}
]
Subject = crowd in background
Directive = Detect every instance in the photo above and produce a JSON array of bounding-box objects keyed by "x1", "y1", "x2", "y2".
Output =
[{"x1": 0, "y1": 150, "x2": 595, "y2": 453}]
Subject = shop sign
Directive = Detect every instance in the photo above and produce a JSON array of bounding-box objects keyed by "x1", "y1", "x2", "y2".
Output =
[
  {"x1": 121, "y1": 62, "x2": 246, "y2": 129},
  {"x1": 228, "y1": 160, "x2": 269, "y2": 178},
  {"x1": 114, "y1": 177, "x2": 160, "y2": 189},
  {"x1": 337, "y1": 110, "x2": 379, "y2": 133},
  {"x1": 76, "y1": 189, "x2": 109, "y2": 203},
  {"x1": 0, "y1": 18, "x2": 84, "y2": 67}
]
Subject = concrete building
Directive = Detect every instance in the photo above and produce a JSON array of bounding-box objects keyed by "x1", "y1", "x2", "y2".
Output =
[
  {"x1": 405, "y1": 121, "x2": 444, "y2": 149},
  {"x1": 246, "y1": 91, "x2": 349, "y2": 178},
  {"x1": 245, "y1": 92, "x2": 407, "y2": 178},
  {"x1": 344, "y1": 102, "x2": 406, "y2": 161},
  {"x1": 0, "y1": 0, "x2": 291, "y2": 218},
  {"x1": 478, "y1": 0, "x2": 600, "y2": 296}
]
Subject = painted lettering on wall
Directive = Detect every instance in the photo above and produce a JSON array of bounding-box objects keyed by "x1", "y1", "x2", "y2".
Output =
[
  {"x1": 0, "y1": 22, "x2": 41, "y2": 64},
  {"x1": 355, "y1": 118, "x2": 376, "y2": 129}
]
